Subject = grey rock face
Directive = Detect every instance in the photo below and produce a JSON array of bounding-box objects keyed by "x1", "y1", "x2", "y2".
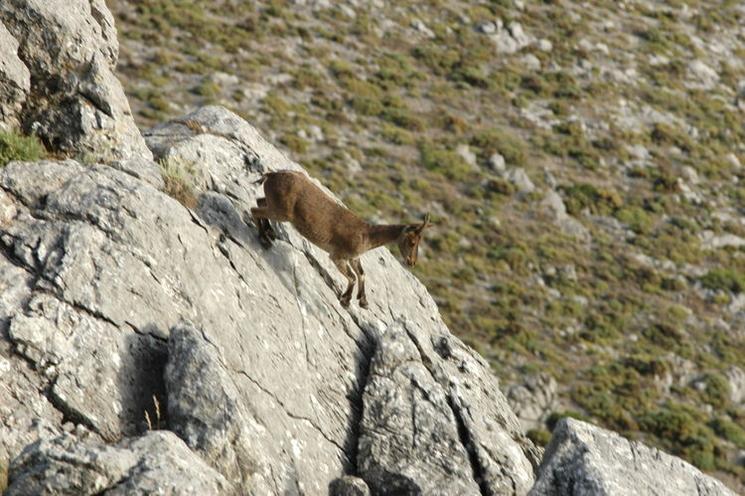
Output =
[
  {"x1": 529, "y1": 418, "x2": 737, "y2": 496},
  {"x1": 507, "y1": 373, "x2": 560, "y2": 432},
  {"x1": 5, "y1": 431, "x2": 233, "y2": 495},
  {"x1": 1, "y1": 106, "x2": 539, "y2": 494},
  {"x1": 165, "y1": 322, "x2": 275, "y2": 494},
  {"x1": 506, "y1": 167, "x2": 536, "y2": 193},
  {"x1": 0, "y1": 20, "x2": 29, "y2": 131},
  {"x1": 726, "y1": 366, "x2": 745, "y2": 405},
  {"x1": 358, "y1": 326, "x2": 481, "y2": 495},
  {"x1": 540, "y1": 191, "x2": 591, "y2": 242},
  {"x1": 0, "y1": 0, "x2": 151, "y2": 161},
  {"x1": 329, "y1": 476, "x2": 371, "y2": 496},
  {"x1": 490, "y1": 21, "x2": 534, "y2": 54}
]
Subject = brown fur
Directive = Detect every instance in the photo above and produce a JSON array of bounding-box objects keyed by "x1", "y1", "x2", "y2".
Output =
[{"x1": 251, "y1": 170, "x2": 430, "y2": 308}]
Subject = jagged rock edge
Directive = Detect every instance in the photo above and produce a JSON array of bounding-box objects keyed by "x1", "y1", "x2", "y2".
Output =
[{"x1": 400, "y1": 325, "x2": 495, "y2": 494}]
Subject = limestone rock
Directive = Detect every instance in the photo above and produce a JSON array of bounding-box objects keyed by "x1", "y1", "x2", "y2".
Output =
[
  {"x1": 0, "y1": 20, "x2": 29, "y2": 131},
  {"x1": 529, "y1": 418, "x2": 736, "y2": 496},
  {"x1": 491, "y1": 22, "x2": 534, "y2": 54},
  {"x1": 329, "y1": 476, "x2": 371, "y2": 496},
  {"x1": 456, "y1": 144, "x2": 477, "y2": 168},
  {"x1": 488, "y1": 152, "x2": 506, "y2": 173},
  {"x1": 507, "y1": 374, "x2": 560, "y2": 432},
  {"x1": 725, "y1": 366, "x2": 745, "y2": 405},
  {"x1": 1, "y1": 106, "x2": 539, "y2": 494},
  {"x1": 687, "y1": 60, "x2": 719, "y2": 90},
  {"x1": 506, "y1": 167, "x2": 535, "y2": 193},
  {"x1": 357, "y1": 326, "x2": 481, "y2": 495},
  {"x1": 5, "y1": 431, "x2": 233, "y2": 495},
  {"x1": 540, "y1": 191, "x2": 590, "y2": 242},
  {"x1": 0, "y1": 0, "x2": 151, "y2": 161},
  {"x1": 165, "y1": 322, "x2": 275, "y2": 494}
]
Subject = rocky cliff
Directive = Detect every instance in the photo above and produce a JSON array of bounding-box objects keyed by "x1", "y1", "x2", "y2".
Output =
[{"x1": 0, "y1": 1, "x2": 739, "y2": 495}]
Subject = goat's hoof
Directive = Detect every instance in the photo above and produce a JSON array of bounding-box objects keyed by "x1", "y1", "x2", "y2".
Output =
[
  {"x1": 340, "y1": 298, "x2": 351, "y2": 308},
  {"x1": 359, "y1": 300, "x2": 369, "y2": 309},
  {"x1": 259, "y1": 236, "x2": 274, "y2": 248}
]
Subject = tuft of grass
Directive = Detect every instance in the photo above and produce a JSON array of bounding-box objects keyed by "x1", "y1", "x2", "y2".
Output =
[
  {"x1": 159, "y1": 157, "x2": 198, "y2": 208},
  {"x1": 0, "y1": 131, "x2": 45, "y2": 166},
  {"x1": 144, "y1": 394, "x2": 163, "y2": 431}
]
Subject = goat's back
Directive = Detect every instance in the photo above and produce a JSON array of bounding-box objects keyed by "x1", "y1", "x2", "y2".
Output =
[{"x1": 262, "y1": 170, "x2": 366, "y2": 256}]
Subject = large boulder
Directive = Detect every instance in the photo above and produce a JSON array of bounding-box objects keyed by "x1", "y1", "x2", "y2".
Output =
[
  {"x1": 529, "y1": 418, "x2": 737, "y2": 496},
  {"x1": 0, "y1": 0, "x2": 150, "y2": 161},
  {"x1": 0, "y1": 106, "x2": 540, "y2": 494},
  {"x1": 357, "y1": 326, "x2": 482, "y2": 495},
  {"x1": 5, "y1": 431, "x2": 233, "y2": 495}
]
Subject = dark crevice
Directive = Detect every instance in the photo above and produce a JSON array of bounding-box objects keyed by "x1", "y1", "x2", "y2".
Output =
[
  {"x1": 122, "y1": 332, "x2": 169, "y2": 437},
  {"x1": 345, "y1": 336, "x2": 375, "y2": 476},
  {"x1": 124, "y1": 321, "x2": 167, "y2": 343},
  {"x1": 449, "y1": 395, "x2": 491, "y2": 496},
  {"x1": 77, "y1": 87, "x2": 113, "y2": 118},
  {"x1": 187, "y1": 207, "x2": 210, "y2": 235},
  {"x1": 403, "y1": 325, "x2": 491, "y2": 496}
]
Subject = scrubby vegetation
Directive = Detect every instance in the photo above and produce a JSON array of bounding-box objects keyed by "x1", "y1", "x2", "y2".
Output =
[
  {"x1": 159, "y1": 157, "x2": 198, "y2": 208},
  {"x1": 110, "y1": 0, "x2": 745, "y2": 488},
  {"x1": 0, "y1": 132, "x2": 45, "y2": 167}
]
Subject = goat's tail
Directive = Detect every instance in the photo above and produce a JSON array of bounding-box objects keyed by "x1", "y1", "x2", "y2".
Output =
[{"x1": 253, "y1": 173, "x2": 269, "y2": 186}]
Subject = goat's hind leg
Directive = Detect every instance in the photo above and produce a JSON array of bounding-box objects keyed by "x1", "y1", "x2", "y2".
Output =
[
  {"x1": 332, "y1": 257, "x2": 357, "y2": 308},
  {"x1": 351, "y1": 258, "x2": 368, "y2": 309}
]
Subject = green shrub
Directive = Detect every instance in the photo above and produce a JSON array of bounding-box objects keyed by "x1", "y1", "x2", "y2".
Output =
[
  {"x1": 470, "y1": 128, "x2": 527, "y2": 166},
  {"x1": 561, "y1": 183, "x2": 623, "y2": 216},
  {"x1": 545, "y1": 410, "x2": 591, "y2": 430},
  {"x1": 418, "y1": 142, "x2": 471, "y2": 180},
  {"x1": 280, "y1": 134, "x2": 309, "y2": 154},
  {"x1": 710, "y1": 417, "x2": 745, "y2": 448},
  {"x1": 702, "y1": 373, "x2": 731, "y2": 409},
  {"x1": 640, "y1": 402, "x2": 717, "y2": 471},
  {"x1": 527, "y1": 428, "x2": 552, "y2": 447},
  {"x1": 700, "y1": 268, "x2": 745, "y2": 293},
  {"x1": 0, "y1": 131, "x2": 45, "y2": 166},
  {"x1": 615, "y1": 206, "x2": 654, "y2": 234}
]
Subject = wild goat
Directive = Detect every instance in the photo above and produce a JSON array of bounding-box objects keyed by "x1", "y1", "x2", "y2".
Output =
[{"x1": 251, "y1": 170, "x2": 430, "y2": 308}]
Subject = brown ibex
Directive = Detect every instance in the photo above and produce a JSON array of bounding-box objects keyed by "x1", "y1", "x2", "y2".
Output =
[{"x1": 251, "y1": 170, "x2": 430, "y2": 308}]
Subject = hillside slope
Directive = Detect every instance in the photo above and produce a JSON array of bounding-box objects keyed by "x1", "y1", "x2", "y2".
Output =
[{"x1": 108, "y1": 0, "x2": 745, "y2": 488}]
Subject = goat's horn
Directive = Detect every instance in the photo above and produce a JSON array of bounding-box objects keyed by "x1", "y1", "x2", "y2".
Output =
[{"x1": 418, "y1": 213, "x2": 431, "y2": 232}]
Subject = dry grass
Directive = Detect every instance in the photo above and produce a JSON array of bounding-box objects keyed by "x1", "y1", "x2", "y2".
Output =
[
  {"x1": 159, "y1": 157, "x2": 198, "y2": 209},
  {"x1": 144, "y1": 394, "x2": 163, "y2": 431}
]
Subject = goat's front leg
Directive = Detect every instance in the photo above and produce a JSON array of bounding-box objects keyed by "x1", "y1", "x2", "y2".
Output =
[
  {"x1": 251, "y1": 201, "x2": 279, "y2": 247},
  {"x1": 332, "y1": 257, "x2": 356, "y2": 308},
  {"x1": 351, "y1": 258, "x2": 368, "y2": 309}
]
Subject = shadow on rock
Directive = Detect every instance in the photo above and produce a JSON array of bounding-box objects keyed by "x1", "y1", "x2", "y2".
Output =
[{"x1": 117, "y1": 327, "x2": 169, "y2": 437}]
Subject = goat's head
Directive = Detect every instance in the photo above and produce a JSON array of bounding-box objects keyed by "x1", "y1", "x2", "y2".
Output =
[{"x1": 398, "y1": 214, "x2": 431, "y2": 267}]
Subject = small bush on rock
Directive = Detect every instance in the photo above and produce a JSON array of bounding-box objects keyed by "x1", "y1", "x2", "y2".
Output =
[
  {"x1": 159, "y1": 157, "x2": 198, "y2": 208},
  {"x1": 0, "y1": 132, "x2": 45, "y2": 167}
]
